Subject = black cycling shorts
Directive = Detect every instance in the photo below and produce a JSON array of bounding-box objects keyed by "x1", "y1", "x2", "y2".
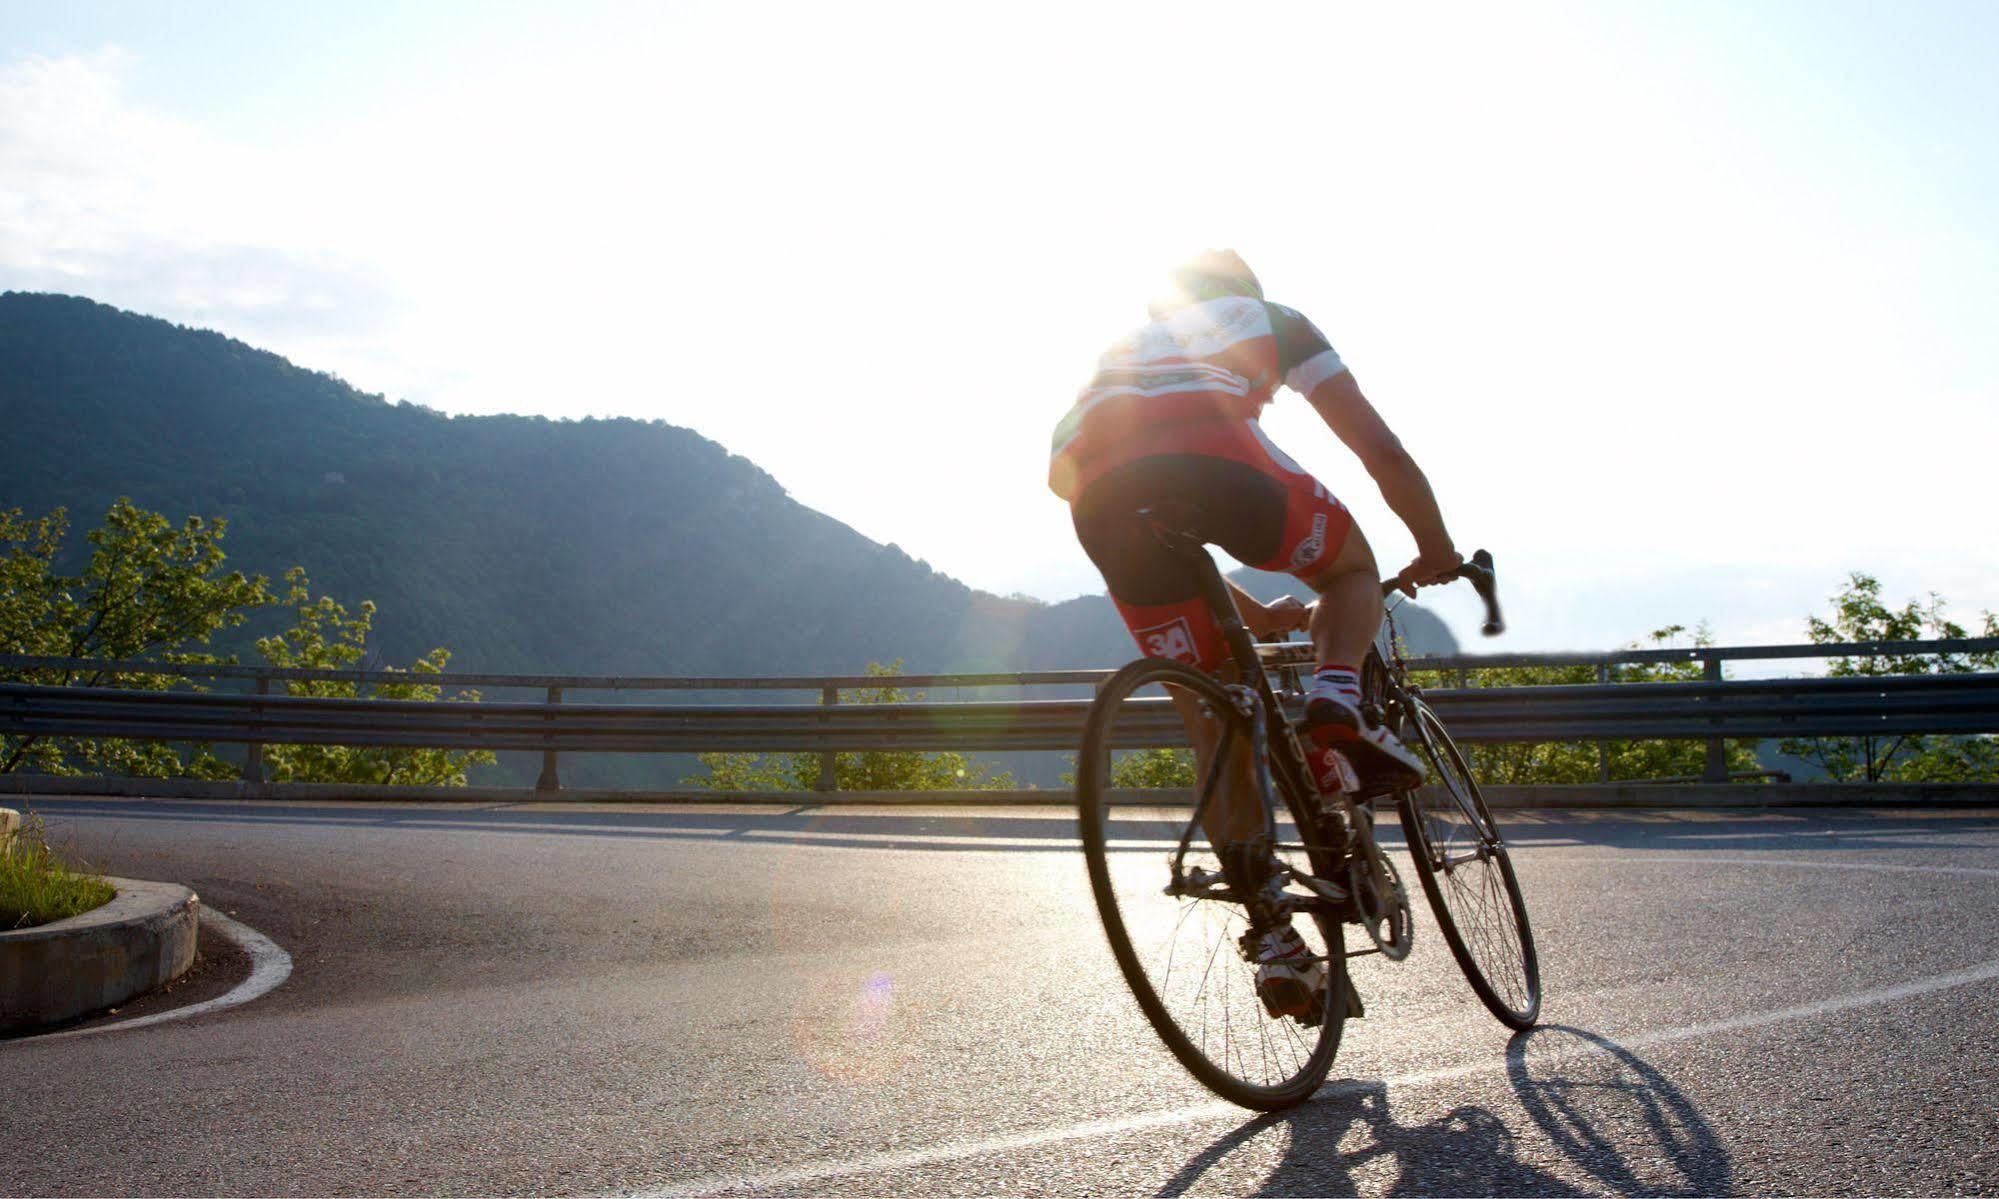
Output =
[{"x1": 1070, "y1": 444, "x2": 1353, "y2": 669}]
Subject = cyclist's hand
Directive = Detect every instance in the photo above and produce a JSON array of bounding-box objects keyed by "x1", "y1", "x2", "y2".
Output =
[
  {"x1": 1392, "y1": 548, "x2": 1464, "y2": 597},
  {"x1": 1246, "y1": 595, "x2": 1310, "y2": 637}
]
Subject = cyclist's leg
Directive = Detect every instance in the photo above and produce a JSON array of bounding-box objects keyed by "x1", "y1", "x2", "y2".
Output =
[
  {"x1": 1211, "y1": 426, "x2": 1419, "y2": 783},
  {"x1": 1071, "y1": 457, "x2": 1274, "y2": 849},
  {"x1": 1163, "y1": 663, "x2": 1263, "y2": 847},
  {"x1": 1073, "y1": 450, "x2": 1332, "y2": 1017},
  {"x1": 1299, "y1": 524, "x2": 1382, "y2": 673}
]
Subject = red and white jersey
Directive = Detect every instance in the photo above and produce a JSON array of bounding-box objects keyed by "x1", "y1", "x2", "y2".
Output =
[{"x1": 1048, "y1": 296, "x2": 1348, "y2": 501}]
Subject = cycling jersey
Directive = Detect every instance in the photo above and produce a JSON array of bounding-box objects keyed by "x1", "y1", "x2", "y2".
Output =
[
  {"x1": 1048, "y1": 296, "x2": 1348, "y2": 502},
  {"x1": 1055, "y1": 296, "x2": 1357, "y2": 671}
]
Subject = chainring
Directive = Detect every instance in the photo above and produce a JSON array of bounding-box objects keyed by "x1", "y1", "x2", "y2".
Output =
[{"x1": 1348, "y1": 838, "x2": 1414, "y2": 960}]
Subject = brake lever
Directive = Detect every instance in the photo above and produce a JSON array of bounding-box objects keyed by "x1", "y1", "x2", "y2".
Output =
[
  {"x1": 1460, "y1": 549, "x2": 1504, "y2": 637},
  {"x1": 1380, "y1": 550, "x2": 1506, "y2": 637}
]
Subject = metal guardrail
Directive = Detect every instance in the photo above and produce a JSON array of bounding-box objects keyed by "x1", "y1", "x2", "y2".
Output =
[
  {"x1": 7, "y1": 674, "x2": 1996, "y2": 750},
  {"x1": 4, "y1": 672, "x2": 1996, "y2": 785},
  {"x1": 7, "y1": 671, "x2": 1991, "y2": 743},
  {"x1": 3, "y1": 639, "x2": 1997, "y2": 792},
  {"x1": 1428, "y1": 673, "x2": 1999, "y2": 739},
  {"x1": 5, "y1": 636, "x2": 1998, "y2": 690}
]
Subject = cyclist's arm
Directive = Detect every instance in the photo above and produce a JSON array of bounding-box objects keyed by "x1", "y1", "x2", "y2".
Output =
[
  {"x1": 1229, "y1": 579, "x2": 1307, "y2": 637},
  {"x1": 1303, "y1": 371, "x2": 1461, "y2": 585}
]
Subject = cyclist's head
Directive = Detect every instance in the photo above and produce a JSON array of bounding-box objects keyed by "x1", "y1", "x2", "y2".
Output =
[{"x1": 1149, "y1": 249, "x2": 1263, "y2": 318}]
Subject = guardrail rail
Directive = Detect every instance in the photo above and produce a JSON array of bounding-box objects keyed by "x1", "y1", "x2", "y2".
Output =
[{"x1": 4, "y1": 637, "x2": 1997, "y2": 792}]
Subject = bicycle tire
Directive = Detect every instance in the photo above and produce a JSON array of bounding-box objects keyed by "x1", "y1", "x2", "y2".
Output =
[
  {"x1": 1077, "y1": 656, "x2": 1347, "y2": 1110},
  {"x1": 1395, "y1": 697, "x2": 1541, "y2": 1029}
]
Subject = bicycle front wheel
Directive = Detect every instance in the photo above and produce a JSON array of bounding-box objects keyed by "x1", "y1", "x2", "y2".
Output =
[
  {"x1": 1077, "y1": 656, "x2": 1346, "y2": 1110},
  {"x1": 1396, "y1": 697, "x2": 1541, "y2": 1029}
]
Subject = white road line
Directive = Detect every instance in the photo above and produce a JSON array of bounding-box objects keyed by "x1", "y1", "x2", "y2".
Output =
[
  {"x1": 1655, "y1": 827, "x2": 1956, "y2": 843},
  {"x1": 643, "y1": 955, "x2": 1999, "y2": 1199},
  {"x1": 2, "y1": 908, "x2": 292, "y2": 1047},
  {"x1": 1578, "y1": 853, "x2": 1999, "y2": 878},
  {"x1": 638, "y1": 853, "x2": 1999, "y2": 1198}
]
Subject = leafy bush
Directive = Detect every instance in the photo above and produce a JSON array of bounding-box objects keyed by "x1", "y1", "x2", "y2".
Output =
[
  {"x1": 1108, "y1": 747, "x2": 1199, "y2": 789},
  {"x1": 1407, "y1": 624, "x2": 1761, "y2": 784},
  {"x1": 1778, "y1": 574, "x2": 1999, "y2": 783},
  {"x1": 0, "y1": 499, "x2": 264, "y2": 777},
  {"x1": 254, "y1": 568, "x2": 497, "y2": 786},
  {"x1": 1, "y1": 500, "x2": 490, "y2": 785}
]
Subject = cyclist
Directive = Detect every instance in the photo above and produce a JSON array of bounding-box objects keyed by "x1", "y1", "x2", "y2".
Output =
[{"x1": 1051, "y1": 249, "x2": 1463, "y2": 1016}]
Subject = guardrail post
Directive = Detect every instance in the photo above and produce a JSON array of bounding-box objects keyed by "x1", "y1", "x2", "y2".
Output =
[
  {"x1": 816, "y1": 685, "x2": 839, "y2": 791},
  {"x1": 1701, "y1": 656, "x2": 1729, "y2": 783},
  {"x1": 242, "y1": 676, "x2": 270, "y2": 784},
  {"x1": 1596, "y1": 663, "x2": 1612, "y2": 783},
  {"x1": 536, "y1": 685, "x2": 563, "y2": 791}
]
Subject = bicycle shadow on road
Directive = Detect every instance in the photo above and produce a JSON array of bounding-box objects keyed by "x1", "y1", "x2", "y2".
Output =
[
  {"x1": 1504, "y1": 1023, "x2": 1733, "y2": 1196},
  {"x1": 1154, "y1": 1084, "x2": 1583, "y2": 1197},
  {"x1": 1154, "y1": 1026, "x2": 1730, "y2": 1197}
]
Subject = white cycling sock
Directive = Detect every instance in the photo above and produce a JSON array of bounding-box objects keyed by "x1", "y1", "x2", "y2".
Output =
[{"x1": 1308, "y1": 664, "x2": 1362, "y2": 713}]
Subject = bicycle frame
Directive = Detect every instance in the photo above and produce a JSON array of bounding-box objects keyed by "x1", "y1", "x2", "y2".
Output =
[
  {"x1": 1149, "y1": 523, "x2": 1504, "y2": 925},
  {"x1": 1150, "y1": 524, "x2": 1358, "y2": 907}
]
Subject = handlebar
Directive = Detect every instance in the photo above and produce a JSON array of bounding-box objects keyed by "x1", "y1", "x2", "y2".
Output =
[{"x1": 1382, "y1": 548, "x2": 1505, "y2": 637}]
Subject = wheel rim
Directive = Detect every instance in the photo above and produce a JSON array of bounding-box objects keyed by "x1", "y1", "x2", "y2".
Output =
[
  {"x1": 1079, "y1": 659, "x2": 1343, "y2": 1103},
  {"x1": 1405, "y1": 703, "x2": 1540, "y2": 1024}
]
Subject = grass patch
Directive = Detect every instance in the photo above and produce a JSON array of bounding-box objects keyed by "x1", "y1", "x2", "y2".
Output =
[{"x1": 1, "y1": 812, "x2": 115, "y2": 930}]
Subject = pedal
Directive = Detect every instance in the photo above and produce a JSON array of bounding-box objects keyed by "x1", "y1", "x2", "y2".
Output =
[
  {"x1": 1288, "y1": 867, "x2": 1349, "y2": 905},
  {"x1": 1352, "y1": 776, "x2": 1402, "y2": 802},
  {"x1": 1164, "y1": 866, "x2": 1230, "y2": 900}
]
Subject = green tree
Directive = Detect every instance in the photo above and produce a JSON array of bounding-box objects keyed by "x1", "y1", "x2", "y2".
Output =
[
  {"x1": 1109, "y1": 748, "x2": 1199, "y2": 789},
  {"x1": 686, "y1": 751, "x2": 800, "y2": 792},
  {"x1": 0, "y1": 500, "x2": 268, "y2": 777},
  {"x1": 1779, "y1": 573, "x2": 1999, "y2": 782},
  {"x1": 1412, "y1": 624, "x2": 1760, "y2": 784},
  {"x1": 684, "y1": 661, "x2": 1015, "y2": 792},
  {"x1": 254, "y1": 568, "x2": 497, "y2": 786},
  {"x1": 1057, "y1": 748, "x2": 1199, "y2": 790}
]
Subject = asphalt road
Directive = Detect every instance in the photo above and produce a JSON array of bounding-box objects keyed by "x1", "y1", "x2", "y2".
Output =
[{"x1": 5, "y1": 798, "x2": 1997, "y2": 1197}]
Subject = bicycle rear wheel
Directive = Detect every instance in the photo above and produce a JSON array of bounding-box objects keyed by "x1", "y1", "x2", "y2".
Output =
[
  {"x1": 1395, "y1": 697, "x2": 1541, "y2": 1029},
  {"x1": 1077, "y1": 656, "x2": 1347, "y2": 1110}
]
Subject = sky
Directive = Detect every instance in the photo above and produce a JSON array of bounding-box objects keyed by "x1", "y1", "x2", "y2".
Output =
[{"x1": 3, "y1": 0, "x2": 1995, "y2": 655}]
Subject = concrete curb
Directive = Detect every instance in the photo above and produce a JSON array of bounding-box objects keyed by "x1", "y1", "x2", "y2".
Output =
[{"x1": 0, "y1": 878, "x2": 200, "y2": 1034}]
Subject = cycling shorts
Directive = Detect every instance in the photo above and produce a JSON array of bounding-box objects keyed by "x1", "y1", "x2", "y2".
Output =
[{"x1": 1070, "y1": 421, "x2": 1353, "y2": 671}]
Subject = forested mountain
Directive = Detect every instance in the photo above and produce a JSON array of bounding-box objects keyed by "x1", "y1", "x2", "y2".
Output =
[{"x1": 0, "y1": 292, "x2": 1455, "y2": 683}]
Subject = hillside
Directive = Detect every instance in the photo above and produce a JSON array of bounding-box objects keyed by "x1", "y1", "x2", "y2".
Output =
[{"x1": 0, "y1": 292, "x2": 1456, "y2": 686}]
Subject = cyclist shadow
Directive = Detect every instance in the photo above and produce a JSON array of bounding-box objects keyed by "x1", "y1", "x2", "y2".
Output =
[{"x1": 1156, "y1": 1026, "x2": 1729, "y2": 1197}]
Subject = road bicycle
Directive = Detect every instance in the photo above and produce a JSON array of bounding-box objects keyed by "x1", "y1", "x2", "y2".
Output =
[{"x1": 1075, "y1": 519, "x2": 1541, "y2": 1110}]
